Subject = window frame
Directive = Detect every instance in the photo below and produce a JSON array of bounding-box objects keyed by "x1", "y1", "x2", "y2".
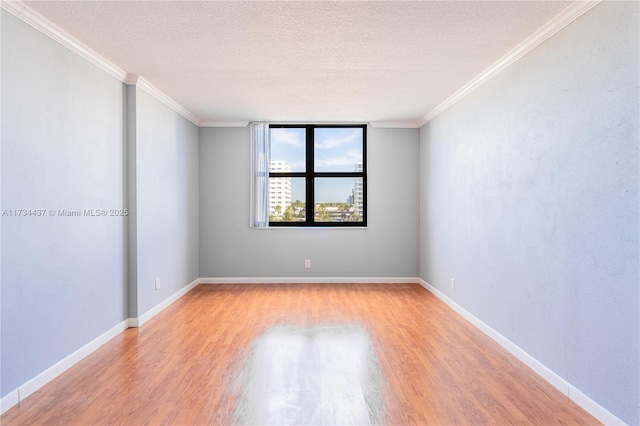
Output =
[{"x1": 268, "y1": 124, "x2": 367, "y2": 227}]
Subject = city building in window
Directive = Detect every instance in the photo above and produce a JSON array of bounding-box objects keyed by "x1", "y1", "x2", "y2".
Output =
[{"x1": 269, "y1": 161, "x2": 292, "y2": 217}]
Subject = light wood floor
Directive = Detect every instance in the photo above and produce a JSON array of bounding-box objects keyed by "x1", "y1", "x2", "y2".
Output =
[{"x1": 2, "y1": 283, "x2": 599, "y2": 425}]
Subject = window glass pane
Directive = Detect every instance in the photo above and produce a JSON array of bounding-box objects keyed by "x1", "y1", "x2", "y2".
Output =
[
  {"x1": 269, "y1": 177, "x2": 306, "y2": 222},
  {"x1": 314, "y1": 127, "x2": 363, "y2": 172},
  {"x1": 270, "y1": 128, "x2": 306, "y2": 172},
  {"x1": 314, "y1": 178, "x2": 363, "y2": 223}
]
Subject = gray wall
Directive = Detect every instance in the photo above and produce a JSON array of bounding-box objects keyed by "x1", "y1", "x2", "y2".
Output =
[
  {"x1": 131, "y1": 87, "x2": 200, "y2": 316},
  {"x1": 1, "y1": 11, "x2": 125, "y2": 395},
  {"x1": 1, "y1": 10, "x2": 200, "y2": 398},
  {"x1": 3, "y1": 1, "x2": 638, "y2": 422},
  {"x1": 419, "y1": 2, "x2": 639, "y2": 424},
  {"x1": 199, "y1": 126, "x2": 419, "y2": 278}
]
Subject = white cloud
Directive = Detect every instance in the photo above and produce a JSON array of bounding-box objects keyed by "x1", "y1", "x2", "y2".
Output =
[
  {"x1": 288, "y1": 160, "x2": 307, "y2": 170},
  {"x1": 315, "y1": 149, "x2": 362, "y2": 169},
  {"x1": 271, "y1": 128, "x2": 304, "y2": 148},
  {"x1": 314, "y1": 129, "x2": 360, "y2": 150}
]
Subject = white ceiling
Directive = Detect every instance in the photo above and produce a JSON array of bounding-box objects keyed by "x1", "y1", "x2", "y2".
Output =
[{"x1": 22, "y1": 0, "x2": 576, "y2": 126}]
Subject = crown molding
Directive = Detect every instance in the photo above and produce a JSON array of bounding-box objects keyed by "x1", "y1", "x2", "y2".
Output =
[
  {"x1": 135, "y1": 77, "x2": 201, "y2": 126},
  {"x1": 199, "y1": 121, "x2": 250, "y2": 128},
  {"x1": 124, "y1": 73, "x2": 139, "y2": 85},
  {"x1": 1, "y1": 0, "x2": 128, "y2": 82},
  {"x1": 417, "y1": 0, "x2": 603, "y2": 127},
  {"x1": 369, "y1": 121, "x2": 419, "y2": 129},
  {"x1": 2, "y1": 1, "x2": 202, "y2": 126},
  {"x1": 4, "y1": 0, "x2": 603, "y2": 131}
]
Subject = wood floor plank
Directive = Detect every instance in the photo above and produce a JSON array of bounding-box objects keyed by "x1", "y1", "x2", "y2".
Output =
[{"x1": 2, "y1": 283, "x2": 599, "y2": 425}]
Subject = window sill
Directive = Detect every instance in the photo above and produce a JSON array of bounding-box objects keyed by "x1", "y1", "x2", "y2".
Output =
[{"x1": 251, "y1": 226, "x2": 369, "y2": 230}]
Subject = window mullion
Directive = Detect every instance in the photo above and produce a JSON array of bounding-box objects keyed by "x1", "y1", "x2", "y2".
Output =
[
  {"x1": 306, "y1": 126, "x2": 314, "y2": 225},
  {"x1": 267, "y1": 123, "x2": 366, "y2": 227}
]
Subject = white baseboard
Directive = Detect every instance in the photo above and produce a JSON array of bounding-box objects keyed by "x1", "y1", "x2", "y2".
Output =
[
  {"x1": 1, "y1": 278, "x2": 201, "y2": 415},
  {"x1": 0, "y1": 319, "x2": 129, "y2": 415},
  {"x1": 0, "y1": 390, "x2": 19, "y2": 416},
  {"x1": 132, "y1": 278, "x2": 200, "y2": 327},
  {"x1": 2, "y1": 277, "x2": 625, "y2": 425},
  {"x1": 416, "y1": 278, "x2": 625, "y2": 426},
  {"x1": 199, "y1": 277, "x2": 419, "y2": 284},
  {"x1": 568, "y1": 385, "x2": 626, "y2": 426}
]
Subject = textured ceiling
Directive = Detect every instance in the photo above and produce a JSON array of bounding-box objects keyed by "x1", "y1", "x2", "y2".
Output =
[{"x1": 24, "y1": 1, "x2": 573, "y2": 125}]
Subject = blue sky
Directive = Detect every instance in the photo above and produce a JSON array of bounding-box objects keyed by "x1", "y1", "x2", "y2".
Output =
[{"x1": 270, "y1": 127, "x2": 363, "y2": 203}]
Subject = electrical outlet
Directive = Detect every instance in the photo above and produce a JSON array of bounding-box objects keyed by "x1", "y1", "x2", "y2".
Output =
[
  {"x1": 305, "y1": 259, "x2": 311, "y2": 269},
  {"x1": 155, "y1": 278, "x2": 160, "y2": 290},
  {"x1": 451, "y1": 278, "x2": 455, "y2": 290}
]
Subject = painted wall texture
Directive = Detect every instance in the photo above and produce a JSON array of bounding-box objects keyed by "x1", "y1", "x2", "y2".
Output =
[
  {"x1": 2, "y1": 1, "x2": 638, "y2": 423},
  {"x1": 1, "y1": 11, "x2": 200, "y2": 399},
  {"x1": 1, "y1": 11, "x2": 125, "y2": 395},
  {"x1": 199, "y1": 127, "x2": 420, "y2": 279},
  {"x1": 419, "y1": 2, "x2": 639, "y2": 423},
  {"x1": 131, "y1": 88, "x2": 200, "y2": 316}
]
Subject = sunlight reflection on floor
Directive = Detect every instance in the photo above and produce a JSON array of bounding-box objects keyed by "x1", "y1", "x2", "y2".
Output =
[{"x1": 233, "y1": 324, "x2": 385, "y2": 425}]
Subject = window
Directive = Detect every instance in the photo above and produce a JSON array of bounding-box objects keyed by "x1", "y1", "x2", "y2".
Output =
[{"x1": 268, "y1": 124, "x2": 367, "y2": 227}]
